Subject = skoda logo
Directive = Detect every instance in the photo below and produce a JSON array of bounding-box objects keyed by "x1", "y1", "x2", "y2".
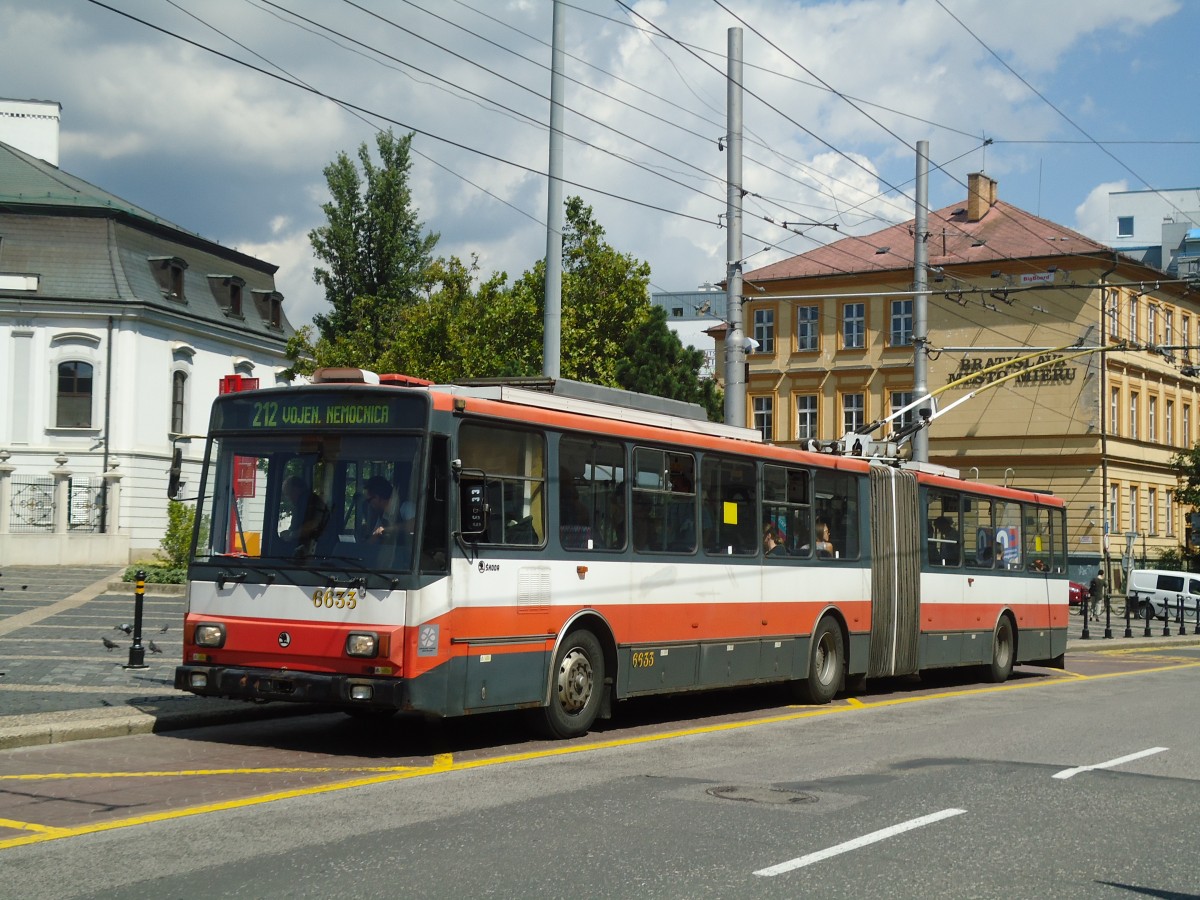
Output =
[{"x1": 278, "y1": 632, "x2": 292, "y2": 648}]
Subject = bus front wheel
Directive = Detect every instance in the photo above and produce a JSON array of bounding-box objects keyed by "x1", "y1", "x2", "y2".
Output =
[
  {"x1": 535, "y1": 629, "x2": 605, "y2": 739},
  {"x1": 987, "y1": 617, "x2": 1014, "y2": 683},
  {"x1": 799, "y1": 616, "x2": 843, "y2": 704}
]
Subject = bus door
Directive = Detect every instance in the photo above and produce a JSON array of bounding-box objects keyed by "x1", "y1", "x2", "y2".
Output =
[{"x1": 868, "y1": 466, "x2": 920, "y2": 677}]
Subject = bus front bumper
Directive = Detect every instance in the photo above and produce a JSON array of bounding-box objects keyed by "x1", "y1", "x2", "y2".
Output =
[{"x1": 174, "y1": 664, "x2": 406, "y2": 710}]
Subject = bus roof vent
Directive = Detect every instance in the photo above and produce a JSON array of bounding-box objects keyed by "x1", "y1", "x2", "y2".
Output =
[{"x1": 451, "y1": 376, "x2": 709, "y2": 422}]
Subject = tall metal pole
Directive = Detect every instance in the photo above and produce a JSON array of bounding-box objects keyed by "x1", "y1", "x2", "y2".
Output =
[
  {"x1": 542, "y1": 0, "x2": 565, "y2": 379},
  {"x1": 912, "y1": 140, "x2": 930, "y2": 462},
  {"x1": 723, "y1": 27, "x2": 745, "y2": 428}
]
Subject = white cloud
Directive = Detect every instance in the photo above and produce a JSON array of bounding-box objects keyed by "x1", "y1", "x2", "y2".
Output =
[{"x1": 1074, "y1": 180, "x2": 1127, "y2": 240}]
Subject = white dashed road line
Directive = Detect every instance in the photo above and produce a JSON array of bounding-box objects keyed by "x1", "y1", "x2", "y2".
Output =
[
  {"x1": 753, "y1": 808, "x2": 967, "y2": 877},
  {"x1": 1053, "y1": 747, "x2": 1168, "y2": 780}
]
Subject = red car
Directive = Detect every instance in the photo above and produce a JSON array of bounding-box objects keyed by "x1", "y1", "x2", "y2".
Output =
[{"x1": 1069, "y1": 581, "x2": 1086, "y2": 607}]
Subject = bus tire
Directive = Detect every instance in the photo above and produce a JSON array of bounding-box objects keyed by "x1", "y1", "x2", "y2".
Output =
[
  {"x1": 799, "y1": 616, "x2": 843, "y2": 704},
  {"x1": 987, "y1": 617, "x2": 1014, "y2": 683},
  {"x1": 535, "y1": 629, "x2": 605, "y2": 739}
]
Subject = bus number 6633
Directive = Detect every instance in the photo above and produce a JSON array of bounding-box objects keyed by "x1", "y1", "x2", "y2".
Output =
[{"x1": 311, "y1": 588, "x2": 357, "y2": 609}]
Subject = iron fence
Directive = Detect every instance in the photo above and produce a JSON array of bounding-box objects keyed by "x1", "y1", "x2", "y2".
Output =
[{"x1": 8, "y1": 475, "x2": 104, "y2": 533}]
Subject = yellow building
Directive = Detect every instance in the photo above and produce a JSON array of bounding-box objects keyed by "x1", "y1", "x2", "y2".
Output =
[{"x1": 737, "y1": 173, "x2": 1200, "y2": 581}]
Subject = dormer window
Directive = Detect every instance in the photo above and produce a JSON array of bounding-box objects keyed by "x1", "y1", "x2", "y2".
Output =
[
  {"x1": 149, "y1": 256, "x2": 188, "y2": 302},
  {"x1": 252, "y1": 289, "x2": 285, "y2": 329},
  {"x1": 208, "y1": 275, "x2": 246, "y2": 317}
]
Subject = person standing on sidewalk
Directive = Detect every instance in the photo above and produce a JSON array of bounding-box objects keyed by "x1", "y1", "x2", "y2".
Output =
[{"x1": 1089, "y1": 569, "x2": 1105, "y2": 622}]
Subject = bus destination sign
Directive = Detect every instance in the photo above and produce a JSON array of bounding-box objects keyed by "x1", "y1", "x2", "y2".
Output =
[{"x1": 213, "y1": 391, "x2": 426, "y2": 431}]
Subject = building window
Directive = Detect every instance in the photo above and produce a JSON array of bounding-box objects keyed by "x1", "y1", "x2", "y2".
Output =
[
  {"x1": 1149, "y1": 395, "x2": 1157, "y2": 443},
  {"x1": 890, "y1": 390, "x2": 914, "y2": 431},
  {"x1": 1184, "y1": 315, "x2": 1192, "y2": 360},
  {"x1": 1167, "y1": 400, "x2": 1175, "y2": 447},
  {"x1": 1110, "y1": 387, "x2": 1119, "y2": 435},
  {"x1": 56, "y1": 361, "x2": 94, "y2": 428},
  {"x1": 1107, "y1": 294, "x2": 1119, "y2": 340},
  {"x1": 842, "y1": 302, "x2": 865, "y2": 349},
  {"x1": 1186, "y1": 405, "x2": 1193, "y2": 447},
  {"x1": 1167, "y1": 491, "x2": 1175, "y2": 536},
  {"x1": 150, "y1": 256, "x2": 189, "y2": 301},
  {"x1": 889, "y1": 299, "x2": 913, "y2": 347},
  {"x1": 753, "y1": 396, "x2": 774, "y2": 440},
  {"x1": 1165, "y1": 310, "x2": 1173, "y2": 349},
  {"x1": 842, "y1": 392, "x2": 864, "y2": 433},
  {"x1": 270, "y1": 295, "x2": 283, "y2": 329},
  {"x1": 1129, "y1": 295, "x2": 1138, "y2": 343},
  {"x1": 752, "y1": 308, "x2": 775, "y2": 354},
  {"x1": 796, "y1": 305, "x2": 819, "y2": 351},
  {"x1": 1149, "y1": 487, "x2": 1158, "y2": 535},
  {"x1": 1117, "y1": 215, "x2": 1134, "y2": 238},
  {"x1": 1109, "y1": 483, "x2": 1119, "y2": 533},
  {"x1": 1129, "y1": 391, "x2": 1139, "y2": 440},
  {"x1": 1148, "y1": 305, "x2": 1158, "y2": 345},
  {"x1": 1129, "y1": 485, "x2": 1139, "y2": 532},
  {"x1": 796, "y1": 394, "x2": 817, "y2": 440},
  {"x1": 230, "y1": 282, "x2": 243, "y2": 317},
  {"x1": 171, "y1": 371, "x2": 187, "y2": 434},
  {"x1": 672, "y1": 307, "x2": 683, "y2": 317}
]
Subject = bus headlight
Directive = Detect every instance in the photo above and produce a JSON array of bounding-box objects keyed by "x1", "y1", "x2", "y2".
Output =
[
  {"x1": 194, "y1": 623, "x2": 226, "y2": 648},
  {"x1": 345, "y1": 632, "x2": 379, "y2": 658}
]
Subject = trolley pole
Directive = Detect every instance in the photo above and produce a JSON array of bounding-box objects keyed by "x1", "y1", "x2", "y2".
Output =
[
  {"x1": 124, "y1": 569, "x2": 148, "y2": 670},
  {"x1": 542, "y1": 0, "x2": 565, "y2": 380}
]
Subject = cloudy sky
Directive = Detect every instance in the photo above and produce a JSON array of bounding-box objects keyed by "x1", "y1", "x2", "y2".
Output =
[{"x1": 2, "y1": 0, "x2": 1196, "y2": 329}]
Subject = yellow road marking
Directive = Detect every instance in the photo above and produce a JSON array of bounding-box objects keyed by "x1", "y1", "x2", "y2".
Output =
[
  {"x1": 3, "y1": 663, "x2": 1199, "y2": 851},
  {"x1": 0, "y1": 818, "x2": 71, "y2": 836}
]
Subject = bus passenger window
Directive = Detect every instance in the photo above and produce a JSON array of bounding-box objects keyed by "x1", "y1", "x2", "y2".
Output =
[
  {"x1": 631, "y1": 448, "x2": 695, "y2": 553},
  {"x1": 926, "y1": 490, "x2": 961, "y2": 567},
  {"x1": 813, "y1": 470, "x2": 859, "y2": 560},
  {"x1": 701, "y1": 456, "x2": 757, "y2": 556},
  {"x1": 558, "y1": 436, "x2": 625, "y2": 551}
]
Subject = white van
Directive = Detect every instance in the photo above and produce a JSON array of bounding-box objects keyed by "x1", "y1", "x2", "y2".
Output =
[{"x1": 1125, "y1": 568, "x2": 1200, "y2": 620}]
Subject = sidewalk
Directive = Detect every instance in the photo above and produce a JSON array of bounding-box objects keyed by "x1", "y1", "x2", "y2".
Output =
[
  {"x1": 0, "y1": 565, "x2": 307, "y2": 750},
  {"x1": 1, "y1": 565, "x2": 1198, "y2": 751}
]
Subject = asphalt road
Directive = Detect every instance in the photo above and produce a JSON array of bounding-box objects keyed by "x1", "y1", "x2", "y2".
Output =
[{"x1": 3, "y1": 647, "x2": 1199, "y2": 899}]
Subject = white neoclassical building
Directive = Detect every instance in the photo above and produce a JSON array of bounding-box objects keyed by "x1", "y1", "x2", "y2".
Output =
[{"x1": 0, "y1": 102, "x2": 295, "y2": 564}]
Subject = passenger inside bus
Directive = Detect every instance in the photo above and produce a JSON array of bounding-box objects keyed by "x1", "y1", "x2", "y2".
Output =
[
  {"x1": 762, "y1": 522, "x2": 785, "y2": 556},
  {"x1": 280, "y1": 475, "x2": 330, "y2": 557}
]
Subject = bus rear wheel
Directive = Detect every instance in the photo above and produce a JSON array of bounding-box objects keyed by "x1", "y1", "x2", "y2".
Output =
[
  {"x1": 986, "y1": 617, "x2": 1014, "y2": 683},
  {"x1": 534, "y1": 629, "x2": 605, "y2": 739},
  {"x1": 798, "y1": 616, "x2": 843, "y2": 704}
]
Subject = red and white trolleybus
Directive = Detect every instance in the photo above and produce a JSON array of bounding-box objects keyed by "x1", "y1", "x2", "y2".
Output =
[{"x1": 175, "y1": 368, "x2": 1069, "y2": 737}]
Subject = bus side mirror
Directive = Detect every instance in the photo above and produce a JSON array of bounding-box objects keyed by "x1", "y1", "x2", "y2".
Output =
[
  {"x1": 460, "y1": 478, "x2": 487, "y2": 536},
  {"x1": 167, "y1": 447, "x2": 183, "y2": 499}
]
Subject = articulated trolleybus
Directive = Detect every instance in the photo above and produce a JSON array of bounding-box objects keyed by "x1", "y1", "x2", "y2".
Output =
[{"x1": 175, "y1": 368, "x2": 1068, "y2": 738}]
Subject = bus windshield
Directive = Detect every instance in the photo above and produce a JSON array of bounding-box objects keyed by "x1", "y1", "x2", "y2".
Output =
[{"x1": 194, "y1": 433, "x2": 424, "y2": 571}]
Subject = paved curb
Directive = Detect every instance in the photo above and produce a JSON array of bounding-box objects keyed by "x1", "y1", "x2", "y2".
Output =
[{"x1": 0, "y1": 701, "x2": 317, "y2": 751}]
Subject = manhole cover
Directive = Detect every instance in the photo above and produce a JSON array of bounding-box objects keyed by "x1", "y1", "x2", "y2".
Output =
[{"x1": 706, "y1": 785, "x2": 818, "y2": 805}]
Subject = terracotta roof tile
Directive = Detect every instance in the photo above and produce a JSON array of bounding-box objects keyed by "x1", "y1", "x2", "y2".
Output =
[{"x1": 745, "y1": 198, "x2": 1110, "y2": 282}]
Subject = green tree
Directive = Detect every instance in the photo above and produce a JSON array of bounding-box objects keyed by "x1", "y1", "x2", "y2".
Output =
[
  {"x1": 1171, "y1": 444, "x2": 1200, "y2": 508},
  {"x1": 615, "y1": 305, "x2": 723, "y2": 421},
  {"x1": 290, "y1": 130, "x2": 439, "y2": 373}
]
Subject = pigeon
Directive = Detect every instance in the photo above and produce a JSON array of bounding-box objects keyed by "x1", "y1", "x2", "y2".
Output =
[
  {"x1": 114, "y1": 624, "x2": 132, "y2": 635},
  {"x1": 148, "y1": 640, "x2": 163, "y2": 654},
  {"x1": 159, "y1": 624, "x2": 170, "y2": 634},
  {"x1": 102, "y1": 636, "x2": 120, "y2": 651}
]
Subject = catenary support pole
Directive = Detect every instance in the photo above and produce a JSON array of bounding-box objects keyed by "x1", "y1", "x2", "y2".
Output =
[
  {"x1": 542, "y1": 0, "x2": 565, "y2": 380},
  {"x1": 912, "y1": 140, "x2": 930, "y2": 462},
  {"x1": 723, "y1": 27, "x2": 745, "y2": 428}
]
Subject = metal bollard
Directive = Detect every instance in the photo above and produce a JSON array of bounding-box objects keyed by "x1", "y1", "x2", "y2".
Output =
[
  {"x1": 123, "y1": 569, "x2": 149, "y2": 670},
  {"x1": 1179, "y1": 594, "x2": 1187, "y2": 637},
  {"x1": 1104, "y1": 590, "x2": 1113, "y2": 639},
  {"x1": 1081, "y1": 599, "x2": 1091, "y2": 640},
  {"x1": 1194, "y1": 596, "x2": 1200, "y2": 636},
  {"x1": 1143, "y1": 594, "x2": 1152, "y2": 638},
  {"x1": 1164, "y1": 595, "x2": 1174, "y2": 637},
  {"x1": 1123, "y1": 595, "x2": 1132, "y2": 639}
]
